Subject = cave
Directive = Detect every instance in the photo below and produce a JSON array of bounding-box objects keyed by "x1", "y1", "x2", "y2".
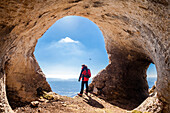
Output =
[{"x1": 0, "y1": 0, "x2": 169, "y2": 112}]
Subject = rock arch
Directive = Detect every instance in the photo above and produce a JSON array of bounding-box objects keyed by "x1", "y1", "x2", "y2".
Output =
[{"x1": 0, "y1": 0, "x2": 169, "y2": 112}]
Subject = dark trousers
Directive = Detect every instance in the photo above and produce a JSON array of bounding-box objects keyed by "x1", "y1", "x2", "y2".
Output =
[{"x1": 80, "y1": 81, "x2": 88, "y2": 94}]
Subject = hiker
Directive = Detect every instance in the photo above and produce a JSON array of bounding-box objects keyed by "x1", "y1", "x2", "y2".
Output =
[{"x1": 78, "y1": 64, "x2": 91, "y2": 96}]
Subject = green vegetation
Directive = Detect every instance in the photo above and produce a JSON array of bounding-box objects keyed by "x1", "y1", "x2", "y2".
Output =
[
  {"x1": 132, "y1": 110, "x2": 142, "y2": 113},
  {"x1": 40, "y1": 91, "x2": 54, "y2": 100},
  {"x1": 43, "y1": 94, "x2": 54, "y2": 100},
  {"x1": 131, "y1": 110, "x2": 151, "y2": 113}
]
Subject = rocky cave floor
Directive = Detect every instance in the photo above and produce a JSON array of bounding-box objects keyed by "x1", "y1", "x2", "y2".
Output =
[{"x1": 13, "y1": 92, "x2": 129, "y2": 113}]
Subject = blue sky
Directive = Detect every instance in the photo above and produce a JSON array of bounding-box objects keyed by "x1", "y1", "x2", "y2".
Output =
[
  {"x1": 34, "y1": 16, "x2": 157, "y2": 79},
  {"x1": 147, "y1": 63, "x2": 157, "y2": 77}
]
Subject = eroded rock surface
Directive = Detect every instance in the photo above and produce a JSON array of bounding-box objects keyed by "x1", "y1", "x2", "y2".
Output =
[
  {"x1": 0, "y1": 0, "x2": 169, "y2": 112},
  {"x1": 135, "y1": 93, "x2": 163, "y2": 113},
  {"x1": 14, "y1": 92, "x2": 127, "y2": 113}
]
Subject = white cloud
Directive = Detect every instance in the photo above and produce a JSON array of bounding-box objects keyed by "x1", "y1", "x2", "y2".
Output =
[
  {"x1": 58, "y1": 37, "x2": 79, "y2": 43},
  {"x1": 47, "y1": 37, "x2": 84, "y2": 56},
  {"x1": 147, "y1": 74, "x2": 157, "y2": 77}
]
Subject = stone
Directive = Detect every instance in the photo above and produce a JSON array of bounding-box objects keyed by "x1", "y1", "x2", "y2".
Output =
[
  {"x1": 0, "y1": 0, "x2": 169, "y2": 112},
  {"x1": 135, "y1": 93, "x2": 163, "y2": 113},
  {"x1": 93, "y1": 87, "x2": 98, "y2": 95},
  {"x1": 31, "y1": 101, "x2": 39, "y2": 107},
  {"x1": 149, "y1": 81, "x2": 157, "y2": 96},
  {"x1": 53, "y1": 95, "x2": 60, "y2": 101},
  {"x1": 38, "y1": 98, "x2": 46, "y2": 102},
  {"x1": 62, "y1": 104, "x2": 67, "y2": 107}
]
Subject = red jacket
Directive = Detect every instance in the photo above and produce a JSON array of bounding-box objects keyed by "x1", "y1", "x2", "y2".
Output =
[{"x1": 79, "y1": 69, "x2": 91, "y2": 81}]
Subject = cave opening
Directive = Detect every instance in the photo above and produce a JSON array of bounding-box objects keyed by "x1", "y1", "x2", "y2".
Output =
[
  {"x1": 4, "y1": 14, "x2": 160, "y2": 110},
  {"x1": 34, "y1": 16, "x2": 109, "y2": 97},
  {"x1": 146, "y1": 63, "x2": 157, "y2": 89},
  {"x1": 5, "y1": 15, "x2": 160, "y2": 110}
]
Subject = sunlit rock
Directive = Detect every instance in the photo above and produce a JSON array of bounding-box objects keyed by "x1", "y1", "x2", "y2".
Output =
[{"x1": 0, "y1": 0, "x2": 169, "y2": 112}]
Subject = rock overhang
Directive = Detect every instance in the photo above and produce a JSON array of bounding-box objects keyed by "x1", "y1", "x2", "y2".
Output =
[{"x1": 0, "y1": 0, "x2": 169, "y2": 112}]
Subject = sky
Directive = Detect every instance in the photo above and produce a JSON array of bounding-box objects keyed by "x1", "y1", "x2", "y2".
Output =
[
  {"x1": 147, "y1": 63, "x2": 157, "y2": 77},
  {"x1": 34, "y1": 16, "x2": 157, "y2": 79}
]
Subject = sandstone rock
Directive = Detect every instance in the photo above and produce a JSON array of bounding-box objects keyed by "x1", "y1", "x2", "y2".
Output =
[
  {"x1": 135, "y1": 93, "x2": 163, "y2": 113},
  {"x1": 0, "y1": 0, "x2": 169, "y2": 112},
  {"x1": 149, "y1": 81, "x2": 157, "y2": 97},
  {"x1": 38, "y1": 98, "x2": 46, "y2": 102},
  {"x1": 46, "y1": 92, "x2": 57, "y2": 96},
  {"x1": 62, "y1": 103, "x2": 67, "y2": 107},
  {"x1": 53, "y1": 95, "x2": 60, "y2": 101},
  {"x1": 93, "y1": 87, "x2": 98, "y2": 95},
  {"x1": 31, "y1": 101, "x2": 39, "y2": 107}
]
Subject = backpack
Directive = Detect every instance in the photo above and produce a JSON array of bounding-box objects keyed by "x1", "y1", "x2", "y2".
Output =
[{"x1": 85, "y1": 69, "x2": 90, "y2": 78}]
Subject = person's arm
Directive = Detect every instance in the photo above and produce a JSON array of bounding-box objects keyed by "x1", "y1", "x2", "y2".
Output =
[{"x1": 78, "y1": 69, "x2": 83, "y2": 81}]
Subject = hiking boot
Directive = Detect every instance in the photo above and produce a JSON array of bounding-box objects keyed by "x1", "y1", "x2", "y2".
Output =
[{"x1": 78, "y1": 93, "x2": 82, "y2": 97}]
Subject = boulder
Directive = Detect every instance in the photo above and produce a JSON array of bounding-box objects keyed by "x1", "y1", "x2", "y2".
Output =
[{"x1": 31, "y1": 101, "x2": 39, "y2": 107}]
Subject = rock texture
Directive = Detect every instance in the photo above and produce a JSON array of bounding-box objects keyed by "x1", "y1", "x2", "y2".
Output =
[
  {"x1": 135, "y1": 93, "x2": 163, "y2": 113},
  {"x1": 0, "y1": 0, "x2": 169, "y2": 112},
  {"x1": 14, "y1": 92, "x2": 127, "y2": 113}
]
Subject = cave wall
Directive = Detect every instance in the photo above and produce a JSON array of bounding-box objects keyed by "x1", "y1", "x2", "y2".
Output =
[{"x1": 0, "y1": 0, "x2": 169, "y2": 112}]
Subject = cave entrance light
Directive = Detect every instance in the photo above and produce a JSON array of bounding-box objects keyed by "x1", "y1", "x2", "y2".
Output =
[
  {"x1": 146, "y1": 63, "x2": 157, "y2": 89},
  {"x1": 34, "y1": 16, "x2": 109, "y2": 97}
]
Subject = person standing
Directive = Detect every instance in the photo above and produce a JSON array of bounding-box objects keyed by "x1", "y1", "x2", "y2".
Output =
[{"x1": 78, "y1": 64, "x2": 91, "y2": 96}]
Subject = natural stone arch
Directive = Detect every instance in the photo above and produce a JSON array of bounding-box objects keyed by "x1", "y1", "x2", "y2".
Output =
[{"x1": 0, "y1": 0, "x2": 169, "y2": 112}]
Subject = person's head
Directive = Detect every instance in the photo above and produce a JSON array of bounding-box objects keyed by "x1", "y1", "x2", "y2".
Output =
[
  {"x1": 81, "y1": 64, "x2": 86, "y2": 68},
  {"x1": 81, "y1": 64, "x2": 87, "y2": 68}
]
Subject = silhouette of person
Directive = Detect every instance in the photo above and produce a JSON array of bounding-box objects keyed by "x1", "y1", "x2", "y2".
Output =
[{"x1": 78, "y1": 64, "x2": 91, "y2": 96}]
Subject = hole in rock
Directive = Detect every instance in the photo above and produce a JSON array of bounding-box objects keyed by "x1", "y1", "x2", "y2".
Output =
[
  {"x1": 146, "y1": 63, "x2": 157, "y2": 89},
  {"x1": 34, "y1": 16, "x2": 109, "y2": 97}
]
